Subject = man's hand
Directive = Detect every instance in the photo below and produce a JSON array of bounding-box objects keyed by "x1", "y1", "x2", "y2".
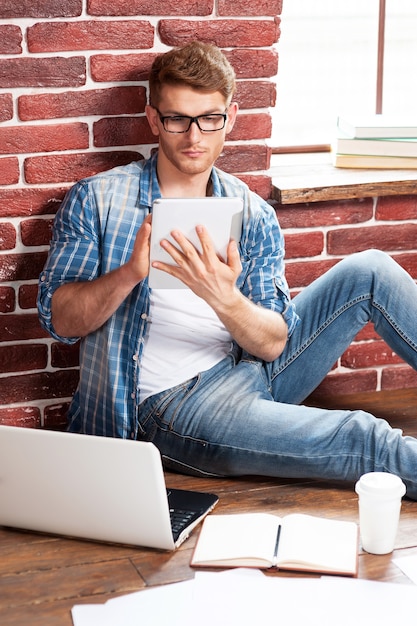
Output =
[
  {"x1": 123, "y1": 214, "x2": 152, "y2": 284},
  {"x1": 152, "y1": 224, "x2": 241, "y2": 304},
  {"x1": 152, "y1": 226, "x2": 288, "y2": 361}
]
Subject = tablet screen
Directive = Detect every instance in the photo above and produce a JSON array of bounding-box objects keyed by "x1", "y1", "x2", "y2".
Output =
[{"x1": 149, "y1": 197, "x2": 243, "y2": 289}]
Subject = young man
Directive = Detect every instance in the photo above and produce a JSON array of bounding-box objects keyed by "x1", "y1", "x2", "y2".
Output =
[{"x1": 38, "y1": 42, "x2": 417, "y2": 498}]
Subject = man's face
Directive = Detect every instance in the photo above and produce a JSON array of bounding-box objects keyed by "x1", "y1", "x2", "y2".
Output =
[{"x1": 146, "y1": 85, "x2": 238, "y2": 180}]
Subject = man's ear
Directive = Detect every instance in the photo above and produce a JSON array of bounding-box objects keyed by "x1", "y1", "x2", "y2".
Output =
[
  {"x1": 145, "y1": 105, "x2": 160, "y2": 136},
  {"x1": 225, "y1": 101, "x2": 239, "y2": 134}
]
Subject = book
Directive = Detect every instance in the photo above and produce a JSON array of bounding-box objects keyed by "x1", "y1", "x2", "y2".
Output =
[
  {"x1": 337, "y1": 115, "x2": 417, "y2": 139},
  {"x1": 191, "y1": 512, "x2": 359, "y2": 576},
  {"x1": 332, "y1": 153, "x2": 417, "y2": 169},
  {"x1": 333, "y1": 135, "x2": 417, "y2": 158}
]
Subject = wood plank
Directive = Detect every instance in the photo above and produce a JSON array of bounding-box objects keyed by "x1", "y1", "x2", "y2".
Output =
[
  {"x1": 270, "y1": 153, "x2": 417, "y2": 204},
  {"x1": 0, "y1": 531, "x2": 143, "y2": 577},
  {"x1": 0, "y1": 558, "x2": 143, "y2": 609}
]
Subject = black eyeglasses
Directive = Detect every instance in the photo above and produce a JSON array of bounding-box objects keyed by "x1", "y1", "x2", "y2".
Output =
[{"x1": 155, "y1": 109, "x2": 228, "y2": 133}]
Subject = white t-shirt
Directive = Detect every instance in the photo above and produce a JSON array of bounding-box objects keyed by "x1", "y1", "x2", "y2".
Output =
[{"x1": 139, "y1": 289, "x2": 233, "y2": 402}]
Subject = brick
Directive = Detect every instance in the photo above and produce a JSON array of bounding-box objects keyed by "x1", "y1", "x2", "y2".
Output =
[
  {"x1": 0, "y1": 286, "x2": 15, "y2": 313},
  {"x1": 0, "y1": 252, "x2": 47, "y2": 282},
  {"x1": 158, "y1": 19, "x2": 280, "y2": 48},
  {"x1": 276, "y1": 198, "x2": 373, "y2": 229},
  {"x1": 0, "y1": 0, "x2": 82, "y2": 18},
  {"x1": 0, "y1": 157, "x2": 19, "y2": 185},
  {"x1": 18, "y1": 86, "x2": 147, "y2": 121},
  {"x1": 93, "y1": 117, "x2": 156, "y2": 148},
  {"x1": 0, "y1": 313, "x2": 49, "y2": 342},
  {"x1": 393, "y1": 252, "x2": 417, "y2": 281},
  {"x1": 341, "y1": 341, "x2": 403, "y2": 370},
  {"x1": 285, "y1": 259, "x2": 338, "y2": 289},
  {"x1": 327, "y1": 224, "x2": 417, "y2": 255},
  {"x1": 228, "y1": 113, "x2": 272, "y2": 141},
  {"x1": 0, "y1": 93, "x2": 13, "y2": 121},
  {"x1": 235, "y1": 81, "x2": 276, "y2": 109},
  {"x1": 0, "y1": 57, "x2": 86, "y2": 89},
  {"x1": 21, "y1": 218, "x2": 53, "y2": 247},
  {"x1": 0, "y1": 344, "x2": 48, "y2": 374},
  {"x1": 376, "y1": 195, "x2": 417, "y2": 221},
  {"x1": 0, "y1": 25, "x2": 22, "y2": 54},
  {"x1": 284, "y1": 231, "x2": 324, "y2": 259},
  {"x1": 225, "y1": 49, "x2": 278, "y2": 78},
  {"x1": 216, "y1": 144, "x2": 270, "y2": 173},
  {"x1": 0, "y1": 407, "x2": 40, "y2": 428},
  {"x1": 0, "y1": 122, "x2": 88, "y2": 155},
  {"x1": 51, "y1": 342, "x2": 80, "y2": 368},
  {"x1": 237, "y1": 174, "x2": 271, "y2": 200},
  {"x1": 24, "y1": 151, "x2": 142, "y2": 184},
  {"x1": 91, "y1": 53, "x2": 157, "y2": 82},
  {"x1": 0, "y1": 222, "x2": 16, "y2": 250},
  {"x1": 354, "y1": 322, "x2": 379, "y2": 342},
  {"x1": 218, "y1": 0, "x2": 282, "y2": 16},
  {"x1": 310, "y1": 369, "x2": 378, "y2": 398},
  {"x1": 44, "y1": 402, "x2": 71, "y2": 430},
  {"x1": 18, "y1": 284, "x2": 38, "y2": 310},
  {"x1": 0, "y1": 188, "x2": 67, "y2": 218},
  {"x1": 381, "y1": 365, "x2": 417, "y2": 390},
  {"x1": 87, "y1": 0, "x2": 213, "y2": 15},
  {"x1": 0, "y1": 370, "x2": 79, "y2": 404},
  {"x1": 27, "y1": 20, "x2": 154, "y2": 53}
]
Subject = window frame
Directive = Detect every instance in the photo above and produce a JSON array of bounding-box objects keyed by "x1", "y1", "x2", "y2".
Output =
[{"x1": 272, "y1": 0, "x2": 387, "y2": 155}]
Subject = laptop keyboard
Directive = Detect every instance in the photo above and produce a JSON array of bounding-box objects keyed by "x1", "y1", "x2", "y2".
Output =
[{"x1": 169, "y1": 508, "x2": 197, "y2": 538}]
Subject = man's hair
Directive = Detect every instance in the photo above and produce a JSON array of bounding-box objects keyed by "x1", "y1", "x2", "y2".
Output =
[{"x1": 149, "y1": 41, "x2": 236, "y2": 107}]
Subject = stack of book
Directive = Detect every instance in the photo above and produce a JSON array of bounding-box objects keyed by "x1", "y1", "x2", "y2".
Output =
[{"x1": 332, "y1": 115, "x2": 417, "y2": 169}]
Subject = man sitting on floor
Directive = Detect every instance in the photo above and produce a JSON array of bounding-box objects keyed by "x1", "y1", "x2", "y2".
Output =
[{"x1": 38, "y1": 41, "x2": 417, "y2": 499}]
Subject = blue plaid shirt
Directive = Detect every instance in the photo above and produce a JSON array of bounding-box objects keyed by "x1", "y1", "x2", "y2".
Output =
[{"x1": 38, "y1": 152, "x2": 299, "y2": 438}]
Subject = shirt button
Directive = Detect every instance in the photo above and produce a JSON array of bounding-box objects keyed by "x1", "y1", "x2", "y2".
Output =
[
  {"x1": 132, "y1": 354, "x2": 138, "y2": 361},
  {"x1": 141, "y1": 313, "x2": 147, "y2": 320}
]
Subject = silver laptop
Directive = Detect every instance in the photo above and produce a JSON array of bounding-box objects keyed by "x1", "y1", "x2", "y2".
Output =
[{"x1": 0, "y1": 425, "x2": 218, "y2": 550}]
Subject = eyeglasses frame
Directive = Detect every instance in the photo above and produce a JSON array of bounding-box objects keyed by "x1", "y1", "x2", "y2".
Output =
[{"x1": 154, "y1": 108, "x2": 228, "y2": 134}]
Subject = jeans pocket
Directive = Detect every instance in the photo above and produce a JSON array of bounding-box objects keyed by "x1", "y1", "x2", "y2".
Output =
[{"x1": 140, "y1": 374, "x2": 201, "y2": 433}]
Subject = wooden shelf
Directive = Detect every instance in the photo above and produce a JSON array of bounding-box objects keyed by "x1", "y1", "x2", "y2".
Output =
[{"x1": 270, "y1": 152, "x2": 417, "y2": 204}]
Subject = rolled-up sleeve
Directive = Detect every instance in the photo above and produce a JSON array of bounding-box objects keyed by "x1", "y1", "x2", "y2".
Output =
[
  {"x1": 237, "y1": 195, "x2": 300, "y2": 338},
  {"x1": 38, "y1": 181, "x2": 100, "y2": 344}
]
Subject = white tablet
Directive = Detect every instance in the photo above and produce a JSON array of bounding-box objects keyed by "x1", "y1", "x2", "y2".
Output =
[{"x1": 149, "y1": 197, "x2": 243, "y2": 289}]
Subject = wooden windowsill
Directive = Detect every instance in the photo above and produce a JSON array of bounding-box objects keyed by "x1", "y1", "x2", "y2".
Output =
[{"x1": 270, "y1": 152, "x2": 417, "y2": 204}]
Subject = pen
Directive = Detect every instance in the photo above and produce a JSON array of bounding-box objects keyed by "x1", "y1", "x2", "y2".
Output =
[{"x1": 272, "y1": 523, "x2": 281, "y2": 567}]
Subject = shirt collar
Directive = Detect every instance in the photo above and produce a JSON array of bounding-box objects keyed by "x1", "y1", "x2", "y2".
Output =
[{"x1": 140, "y1": 151, "x2": 222, "y2": 210}]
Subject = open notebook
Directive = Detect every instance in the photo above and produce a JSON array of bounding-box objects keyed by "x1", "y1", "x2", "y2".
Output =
[{"x1": 0, "y1": 425, "x2": 218, "y2": 550}]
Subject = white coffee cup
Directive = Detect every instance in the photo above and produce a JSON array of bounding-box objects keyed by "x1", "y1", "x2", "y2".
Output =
[{"x1": 355, "y1": 472, "x2": 406, "y2": 555}]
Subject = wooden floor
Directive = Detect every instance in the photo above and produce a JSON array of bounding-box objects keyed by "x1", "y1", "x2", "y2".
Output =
[{"x1": 2, "y1": 388, "x2": 417, "y2": 625}]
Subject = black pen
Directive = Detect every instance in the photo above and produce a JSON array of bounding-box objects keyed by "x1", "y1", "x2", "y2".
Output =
[{"x1": 272, "y1": 523, "x2": 282, "y2": 567}]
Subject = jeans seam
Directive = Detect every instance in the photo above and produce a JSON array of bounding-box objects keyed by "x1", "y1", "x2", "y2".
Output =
[
  {"x1": 373, "y1": 300, "x2": 417, "y2": 351},
  {"x1": 271, "y1": 293, "x2": 372, "y2": 379}
]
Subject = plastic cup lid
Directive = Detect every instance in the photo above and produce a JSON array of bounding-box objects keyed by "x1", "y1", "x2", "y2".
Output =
[{"x1": 355, "y1": 472, "x2": 406, "y2": 497}]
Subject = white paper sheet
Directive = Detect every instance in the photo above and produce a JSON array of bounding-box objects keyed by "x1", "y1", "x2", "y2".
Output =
[
  {"x1": 393, "y1": 554, "x2": 417, "y2": 584},
  {"x1": 72, "y1": 568, "x2": 417, "y2": 626}
]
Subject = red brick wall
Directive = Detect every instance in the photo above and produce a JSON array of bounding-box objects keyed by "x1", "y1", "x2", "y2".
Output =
[{"x1": 276, "y1": 194, "x2": 417, "y2": 399}]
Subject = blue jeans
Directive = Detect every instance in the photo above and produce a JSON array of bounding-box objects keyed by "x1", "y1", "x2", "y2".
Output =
[{"x1": 138, "y1": 250, "x2": 417, "y2": 499}]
